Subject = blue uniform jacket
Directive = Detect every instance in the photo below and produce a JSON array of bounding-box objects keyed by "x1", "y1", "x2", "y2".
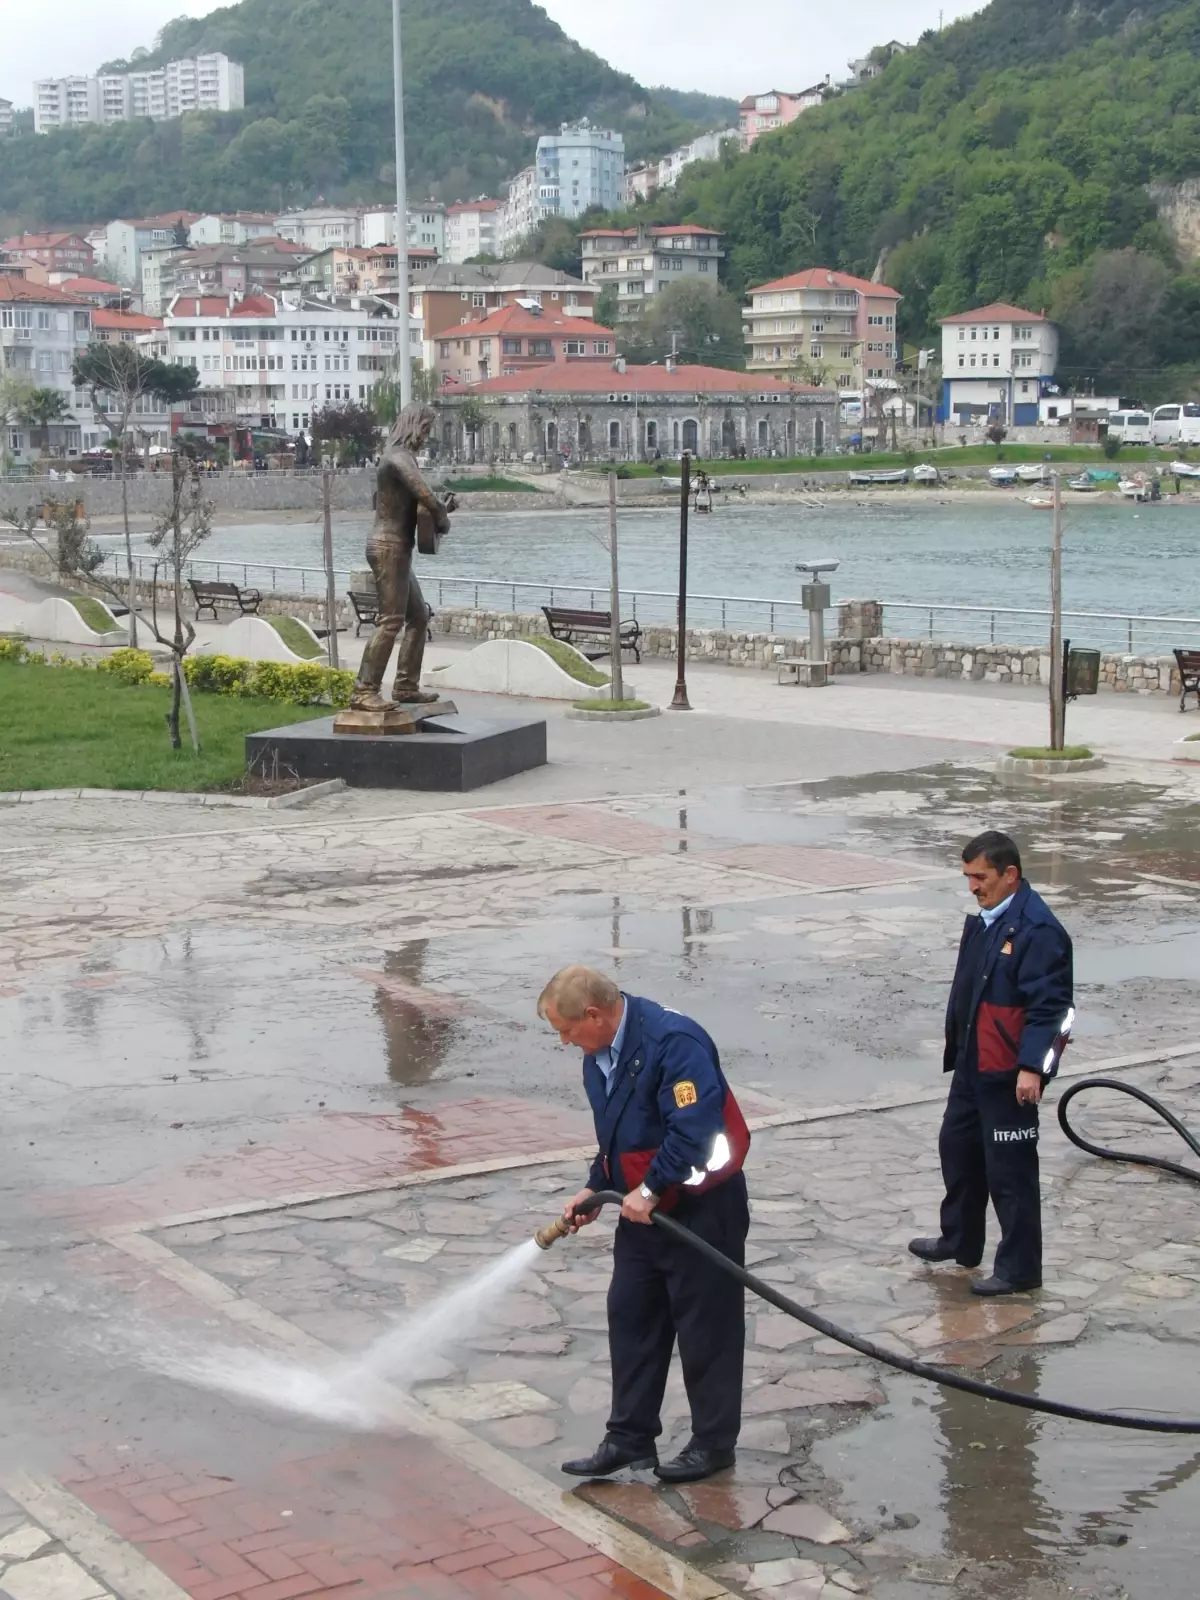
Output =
[
  {"x1": 583, "y1": 995, "x2": 732, "y2": 1196},
  {"x1": 944, "y1": 880, "x2": 1074, "y2": 1080}
]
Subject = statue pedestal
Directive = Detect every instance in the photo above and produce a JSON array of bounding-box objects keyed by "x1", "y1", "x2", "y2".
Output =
[
  {"x1": 332, "y1": 700, "x2": 457, "y2": 736},
  {"x1": 246, "y1": 711, "x2": 546, "y2": 792}
]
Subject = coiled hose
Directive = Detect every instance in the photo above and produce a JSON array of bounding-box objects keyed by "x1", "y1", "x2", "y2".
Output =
[{"x1": 580, "y1": 1082, "x2": 1200, "y2": 1436}]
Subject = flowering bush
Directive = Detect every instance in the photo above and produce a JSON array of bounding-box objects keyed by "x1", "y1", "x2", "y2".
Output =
[
  {"x1": 95, "y1": 648, "x2": 155, "y2": 685},
  {"x1": 182, "y1": 653, "x2": 353, "y2": 707}
]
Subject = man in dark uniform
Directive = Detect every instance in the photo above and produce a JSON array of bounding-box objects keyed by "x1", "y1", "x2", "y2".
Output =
[
  {"x1": 538, "y1": 965, "x2": 750, "y2": 1484},
  {"x1": 910, "y1": 831, "x2": 1074, "y2": 1295}
]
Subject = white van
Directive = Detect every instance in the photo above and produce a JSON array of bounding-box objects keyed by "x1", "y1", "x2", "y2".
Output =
[
  {"x1": 1106, "y1": 410, "x2": 1152, "y2": 445},
  {"x1": 1151, "y1": 402, "x2": 1200, "y2": 445}
]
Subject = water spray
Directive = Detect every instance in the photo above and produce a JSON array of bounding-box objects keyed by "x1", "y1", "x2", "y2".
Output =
[{"x1": 537, "y1": 1083, "x2": 1200, "y2": 1435}]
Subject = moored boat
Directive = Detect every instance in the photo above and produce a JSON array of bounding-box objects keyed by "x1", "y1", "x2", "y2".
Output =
[
  {"x1": 987, "y1": 465, "x2": 1018, "y2": 485},
  {"x1": 847, "y1": 467, "x2": 910, "y2": 486},
  {"x1": 912, "y1": 463, "x2": 940, "y2": 484}
]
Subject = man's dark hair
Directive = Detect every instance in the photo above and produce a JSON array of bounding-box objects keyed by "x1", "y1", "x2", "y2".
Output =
[{"x1": 962, "y1": 830, "x2": 1022, "y2": 876}]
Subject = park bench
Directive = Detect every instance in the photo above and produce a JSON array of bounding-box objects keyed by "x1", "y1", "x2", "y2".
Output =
[
  {"x1": 1175, "y1": 647, "x2": 1200, "y2": 711},
  {"x1": 541, "y1": 605, "x2": 642, "y2": 663},
  {"x1": 189, "y1": 578, "x2": 263, "y2": 620},
  {"x1": 348, "y1": 590, "x2": 379, "y2": 635}
]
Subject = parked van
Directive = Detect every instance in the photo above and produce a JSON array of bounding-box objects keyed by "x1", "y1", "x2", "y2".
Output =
[
  {"x1": 1106, "y1": 410, "x2": 1152, "y2": 445},
  {"x1": 1150, "y1": 402, "x2": 1200, "y2": 445}
]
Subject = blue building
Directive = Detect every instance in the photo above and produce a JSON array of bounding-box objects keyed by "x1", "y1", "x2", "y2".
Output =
[
  {"x1": 536, "y1": 121, "x2": 625, "y2": 222},
  {"x1": 937, "y1": 303, "x2": 1059, "y2": 426}
]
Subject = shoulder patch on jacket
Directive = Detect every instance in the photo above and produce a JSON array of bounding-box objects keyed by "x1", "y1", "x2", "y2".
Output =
[
  {"x1": 673, "y1": 1080, "x2": 698, "y2": 1108},
  {"x1": 1001, "y1": 940, "x2": 1013, "y2": 955}
]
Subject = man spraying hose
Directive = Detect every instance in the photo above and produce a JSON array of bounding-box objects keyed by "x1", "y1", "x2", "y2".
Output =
[{"x1": 538, "y1": 966, "x2": 750, "y2": 1485}]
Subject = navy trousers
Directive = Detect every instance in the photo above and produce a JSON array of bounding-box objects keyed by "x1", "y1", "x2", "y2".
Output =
[
  {"x1": 606, "y1": 1174, "x2": 748, "y2": 1453},
  {"x1": 938, "y1": 1066, "x2": 1042, "y2": 1284}
]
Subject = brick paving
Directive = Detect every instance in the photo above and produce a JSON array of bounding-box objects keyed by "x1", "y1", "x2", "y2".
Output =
[
  {"x1": 58, "y1": 1440, "x2": 672, "y2": 1600},
  {"x1": 464, "y1": 806, "x2": 694, "y2": 857},
  {"x1": 701, "y1": 844, "x2": 940, "y2": 890}
]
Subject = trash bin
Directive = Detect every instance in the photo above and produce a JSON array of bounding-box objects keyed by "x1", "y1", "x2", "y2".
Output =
[{"x1": 1066, "y1": 647, "x2": 1101, "y2": 697}]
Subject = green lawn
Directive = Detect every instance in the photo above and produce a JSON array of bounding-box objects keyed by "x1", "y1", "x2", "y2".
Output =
[
  {"x1": 608, "y1": 444, "x2": 1181, "y2": 479},
  {"x1": 528, "y1": 635, "x2": 609, "y2": 686},
  {"x1": 266, "y1": 615, "x2": 323, "y2": 659},
  {"x1": 0, "y1": 663, "x2": 328, "y2": 791},
  {"x1": 445, "y1": 475, "x2": 542, "y2": 493}
]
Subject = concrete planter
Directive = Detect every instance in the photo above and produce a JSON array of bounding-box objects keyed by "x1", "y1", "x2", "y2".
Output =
[
  {"x1": 1174, "y1": 735, "x2": 1200, "y2": 764},
  {"x1": 565, "y1": 705, "x2": 662, "y2": 722},
  {"x1": 996, "y1": 754, "x2": 1106, "y2": 776}
]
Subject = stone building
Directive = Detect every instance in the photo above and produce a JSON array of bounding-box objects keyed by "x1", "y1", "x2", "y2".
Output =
[{"x1": 435, "y1": 362, "x2": 836, "y2": 463}]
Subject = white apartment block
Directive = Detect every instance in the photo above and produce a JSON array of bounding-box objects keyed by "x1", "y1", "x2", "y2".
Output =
[
  {"x1": 580, "y1": 224, "x2": 723, "y2": 319},
  {"x1": 360, "y1": 204, "x2": 447, "y2": 257},
  {"x1": 496, "y1": 167, "x2": 545, "y2": 255},
  {"x1": 34, "y1": 54, "x2": 243, "y2": 133},
  {"x1": 106, "y1": 214, "x2": 199, "y2": 287},
  {"x1": 274, "y1": 207, "x2": 362, "y2": 252},
  {"x1": 165, "y1": 292, "x2": 406, "y2": 435},
  {"x1": 444, "y1": 199, "x2": 499, "y2": 264},
  {"x1": 0, "y1": 280, "x2": 96, "y2": 458},
  {"x1": 939, "y1": 302, "x2": 1060, "y2": 425},
  {"x1": 0, "y1": 99, "x2": 14, "y2": 136},
  {"x1": 187, "y1": 213, "x2": 279, "y2": 249},
  {"x1": 625, "y1": 128, "x2": 738, "y2": 205}
]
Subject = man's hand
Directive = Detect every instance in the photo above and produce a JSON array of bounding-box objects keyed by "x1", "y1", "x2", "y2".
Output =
[
  {"x1": 563, "y1": 1188, "x2": 599, "y2": 1232},
  {"x1": 621, "y1": 1186, "x2": 658, "y2": 1225},
  {"x1": 1016, "y1": 1069, "x2": 1043, "y2": 1107}
]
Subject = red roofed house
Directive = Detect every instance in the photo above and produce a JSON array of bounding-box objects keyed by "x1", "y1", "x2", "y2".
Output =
[
  {"x1": 92, "y1": 308, "x2": 164, "y2": 344},
  {"x1": 744, "y1": 267, "x2": 901, "y2": 390},
  {"x1": 432, "y1": 301, "x2": 615, "y2": 387},
  {"x1": 738, "y1": 87, "x2": 829, "y2": 149},
  {"x1": 48, "y1": 274, "x2": 132, "y2": 309},
  {"x1": 1, "y1": 231, "x2": 95, "y2": 273},
  {"x1": 579, "y1": 224, "x2": 723, "y2": 320},
  {"x1": 938, "y1": 302, "x2": 1059, "y2": 426},
  {"x1": 436, "y1": 361, "x2": 837, "y2": 464},
  {"x1": 0, "y1": 276, "x2": 96, "y2": 459}
]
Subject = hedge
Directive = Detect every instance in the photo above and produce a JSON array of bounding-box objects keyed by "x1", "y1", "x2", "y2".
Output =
[{"x1": 0, "y1": 642, "x2": 355, "y2": 707}]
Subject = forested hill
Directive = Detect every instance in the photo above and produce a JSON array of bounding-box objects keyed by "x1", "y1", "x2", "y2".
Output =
[
  {"x1": 0, "y1": 0, "x2": 734, "y2": 228},
  {"x1": 656, "y1": 0, "x2": 1200, "y2": 380}
]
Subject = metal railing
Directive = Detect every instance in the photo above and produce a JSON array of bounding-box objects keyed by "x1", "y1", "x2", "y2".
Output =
[{"x1": 95, "y1": 553, "x2": 1200, "y2": 655}]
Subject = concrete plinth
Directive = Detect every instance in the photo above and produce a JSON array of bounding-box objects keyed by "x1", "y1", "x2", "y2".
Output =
[{"x1": 245, "y1": 712, "x2": 546, "y2": 791}]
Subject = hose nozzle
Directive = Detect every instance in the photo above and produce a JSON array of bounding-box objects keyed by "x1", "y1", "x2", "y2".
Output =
[{"x1": 533, "y1": 1215, "x2": 572, "y2": 1250}]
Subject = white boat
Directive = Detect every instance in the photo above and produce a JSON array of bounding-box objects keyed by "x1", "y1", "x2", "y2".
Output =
[
  {"x1": 1067, "y1": 474, "x2": 1100, "y2": 492},
  {"x1": 911, "y1": 463, "x2": 940, "y2": 484},
  {"x1": 847, "y1": 467, "x2": 909, "y2": 486},
  {"x1": 988, "y1": 465, "x2": 1018, "y2": 485},
  {"x1": 1170, "y1": 460, "x2": 1200, "y2": 479},
  {"x1": 1015, "y1": 463, "x2": 1051, "y2": 483},
  {"x1": 1119, "y1": 476, "x2": 1153, "y2": 501},
  {"x1": 1023, "y1": 494, "x2": 1054, "y2": 510}
]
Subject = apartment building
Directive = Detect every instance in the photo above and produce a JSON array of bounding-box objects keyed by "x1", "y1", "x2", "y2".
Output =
[
  {"x1": 275, "y1": 207, "x2": 362, "y2": 252},
  {"x1": 412, "y1": 262, "x2": 594, "y2": 371},
  {"x1": 35, "y1": 54, "x2": 243, "y2": 132},
  {"x1": 105, "y1": 212, "x2": 202, "y2": 286},
  {"x1": 938, "y1": 302, "x2": 1060, "y2": 425},
  {"x1": 580, "y1": 224, "x2": 723, "y2": 319},
  {"x1": 0, "y1": 100, "x2": 14, "y2": 136},
  {"x1": 168, "y1": 242, "x2": 309, "y2": 301},
  {"x1": 535, "y1": 121, "x2": 624, "y2": 221},
  {"x1": 737, "y1": 86, "x2": 828, "y2": 149},
  {"x1": 432, "y1": 301, "x2": 613, "y2": 387},
  {"x1": 1, "y1": 232, "x2": 95, "y2": 273},
  {"x1": 445, "y1": 200, "x2": 500, "y2": 264},
  {"x1": 0, "y1": 276, "x2": 95, "y2": 458},
  {"x1": 164, "y1": 291, "x2": 407, "y2": 435},
  {"x1": 624, "y1": 129, "x2": 738, "y2": 206},
  {"x1": 495, "y1": 167, "x2": 544, "y2": 254},
  {"x1": 188, "y1": 214, "x2": 279, "y2": 249},
  {"x1": 296, "y1": 245, "x2": 437, "y2": 299},
  {"x1": 92, "y1": 309, "x2": 164, "y2": 344},
  {"x1": 744, "y1": 267, "x2": 901, "y2": 388}
]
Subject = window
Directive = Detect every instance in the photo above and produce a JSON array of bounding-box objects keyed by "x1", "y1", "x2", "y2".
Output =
[
  {"x1": 969, "y1": 355, "x2": 976, "y2": 367},
  {"x1": 840, "y1": 345, "x2": 853, "y2": 360},
  {"x1": 608, "y1": 419, "x2": 621, "y2": 449},
  {"x1": 645, "y1": 420, "x2": 657, "y2": 449},
  {"x1": 810, "y1": 343, "x2": 823, "y2": 359},
  {"x1": 1014, "y1": 351, "x2": 1033, "y2": 369},
  {"x1": 529, "y1": 339, "x2": 552, "y2": 357},
  {"x1": 958, "y1": 329, "x2": 965, "y2": 341},
  {"x1": 501, "y1": 338, "x2": 522, "y2": 355},
  {"x1": 564, "y1": 339, "x2": 586, "y2": 356},
  {"x1": 811, "y1": 322, "x2": 824, "y2": 334},
  {"x1": 981, "y1": 329, "x2": 988, "y2": 341},
  {"x1": 37, "y1": 310, "x2": 51, "y2": 331},
  {"x1": 958, "y1": 355, "x2": 964, "y2": 368},
  {"x1": 438, "y1": 341, "x2": 450, "y2": 358},
  {"x1": 971, "y1": 329, "x2": 977, "y2": 340},
  {"x1": 993, "y1": 327, "x2": 999, "y2": 339},
  {"x1": 698, "y1": 259, "x2": 709, "y2": 272},
  {"x1": 592, "y1": 340, "x2": 611, "y2": 355},
  {"x1": 993, "y1": 354, "x2": 1000, "y2": 367},
  {"x1": 38, "y1": 353, "x2": 52, "y2": 372},
  {"x1": 472, "y1": 293, "x2": 485, "y2": 307}
]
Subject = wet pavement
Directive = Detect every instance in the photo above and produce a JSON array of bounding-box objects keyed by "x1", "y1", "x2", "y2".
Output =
[{"x1": 1, "y1": 715, "x2": 1199, "y2": 1600}]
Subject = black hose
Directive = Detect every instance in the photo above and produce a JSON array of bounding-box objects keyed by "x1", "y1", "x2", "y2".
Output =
[
  {"x1": 1057, "y1": 1076, "x2": 1200, "y2": 1185},
  {"x1": 579, "y1": 1163, "x2": 1200, "y2": 1433}
]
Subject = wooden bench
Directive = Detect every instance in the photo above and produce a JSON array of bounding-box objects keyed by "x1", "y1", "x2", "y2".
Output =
[
  {"x1": 189, "y1": 578, "x2": 262, "y2": 620},
  {"x1": 541, "y1": 605, "x2": 642, "y2": 663},
  {"x1": 1176, "y1": 647, "x2": 1200, "y2": 711},
  {"x1": 348, "y1": 590, "x2": 379, "y2": 636}
]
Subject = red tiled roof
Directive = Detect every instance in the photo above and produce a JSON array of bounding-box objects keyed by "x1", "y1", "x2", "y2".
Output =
[
  {"x1": 168, "y1": 295, "x2": 238, "y2": 319},
  {"x1": 579, "y1": 228, "x2": 635, "y2": 239},
  {"x1": 230, "y1": 294, "x2": 278, "y2": 316},
  {"x1": 54, "y1": 275, "x2": 123, "y2": 295},
  {"x1": 469, "y1": 363, "x2": 825, "y2": 396},
  {"x1": 459, "y1": 304, "x2": 600, "y2": 338},
  {"x1": 447, "y1": 199, "x2": 500, "y2": 214},
  {"x1": 750, "y1": 267, "x2": 901, "y2": 299},
  {"x1": 2, "y1": 231, "x2": 90, "y2": 251},
  {"x1": 0, "y1": 274, "x2": 88, "y2": 304},
  {"x1": 648, "y1": 224, "x2": 720, "y2": 236},
  {"x1": 939, "y1": 302, "x2": 1049, "y2": 324},
  {"x1": 93, "y1": 308, "x2": 162, "y2": 330}
]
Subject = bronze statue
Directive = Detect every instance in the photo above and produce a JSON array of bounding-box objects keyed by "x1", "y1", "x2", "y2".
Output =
[{"x1": 350, "y1": 403, "x2": 453, "y2": 712}]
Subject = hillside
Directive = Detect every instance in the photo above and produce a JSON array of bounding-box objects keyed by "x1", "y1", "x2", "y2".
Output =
[
  {"x1": 653, "y1": 0, "x2": 1200, "y2": 389},
  {"x1": 0, "y1": 0, "x2": 735, "y2": 228}
]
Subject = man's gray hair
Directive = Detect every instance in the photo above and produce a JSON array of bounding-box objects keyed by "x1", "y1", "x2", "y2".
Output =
[
  {"x1": 537, "y1": 965, "x2": 620, "y2": 1021},
  {"x1": 388, "y1": 402, "x2": 436, "y2": 453}
]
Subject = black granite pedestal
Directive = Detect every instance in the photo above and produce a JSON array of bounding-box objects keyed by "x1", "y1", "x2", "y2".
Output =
[{"x1": 246, "y1": 712, "x2": 546, "y2": 792}]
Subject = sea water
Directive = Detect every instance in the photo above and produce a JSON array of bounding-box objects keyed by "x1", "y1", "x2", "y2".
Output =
[{"x1": 148, "y1": 1237, "x2": 542, "y2": 1430}]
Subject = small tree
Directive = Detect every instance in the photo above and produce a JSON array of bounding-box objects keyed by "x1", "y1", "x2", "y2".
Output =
[
  {"x1": 987, "y1": 421, "x2": 1008, "y2": 448},
  {"x1": 146, "y1": 445, "x2": 213, "y2": 751},
  {"x1": 19, "y1": 388, "x2": 71, "y2": 458},
  {"x1": 0, "y1": 373, "x2": 34, "y2": 471},
  {"x1": 73, "y1": 343, "x2": 199, "y2": 646},
  {"x1": 310, "y1": 400, "x2": 381, "y2": 466},
  {"x1": 457, "y1": 396, "x2": 486, "y2": 465}
]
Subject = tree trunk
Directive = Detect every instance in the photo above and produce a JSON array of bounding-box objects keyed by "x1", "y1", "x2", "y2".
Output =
[
  {"x1": 167, "y1": 653, "x2": 182, "y2": 749},
  {"x1": 121, "y1": 428, "x2": 138, "y2": 647}
]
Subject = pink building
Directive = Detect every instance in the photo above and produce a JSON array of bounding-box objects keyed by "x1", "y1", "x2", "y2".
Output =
[
  {"x1": 738, "y1": 85, "x2": 829, "y2": 149},
  {"x1": 432, "y1": 301, "x2": 614, "y2": 387}
]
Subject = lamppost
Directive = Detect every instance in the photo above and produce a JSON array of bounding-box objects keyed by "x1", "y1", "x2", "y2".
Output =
[{"x1": 391, "y1": 0, "x2": 411, "y2": 408}]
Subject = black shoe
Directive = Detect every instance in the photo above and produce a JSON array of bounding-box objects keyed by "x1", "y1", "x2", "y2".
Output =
[
  {"x1": 654, "y1": 1444, "x2": 735, "y2": 1484},
  {"x1": 561, "y1": 1437, "x2": 657, "y2": 1477},
  {"x1": 908, "y1": 1237, "x2": 978, "y2": 1265},
  {"x1": 971, "y1": 1274, "x2": 1041, "y2": 1296}
]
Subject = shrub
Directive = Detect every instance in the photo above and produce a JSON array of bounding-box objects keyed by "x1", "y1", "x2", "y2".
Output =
[
  {"x1": 1101, "y1": 434, "x2": 1122, "y2": 460},
  {"x1": 183, "y1": 652, "x2": 353, "y2": 706},
  {"x1": 0, "y1": 637, "x2": 29, "y2": 664},
  {"x1": 96, "y1": 647, "x2": 155, "y2": 685},
  {"x1": 148, "y1": 670, "x2": 172, "y2": 688},
  {"x1": 184, "y1": 653, "x2": 253, "y2": 695}
]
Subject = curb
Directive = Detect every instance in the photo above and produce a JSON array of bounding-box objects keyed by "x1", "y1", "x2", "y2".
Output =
[
  {"x1": 996, "y1": 754, "x2": 1105, "y2": 775},
  {"x1": 566, "y1": 705, "x2": 662, "y2": 722},
  {"x1": 0, "y1": 778, "x2": 346, "y2": 810}
]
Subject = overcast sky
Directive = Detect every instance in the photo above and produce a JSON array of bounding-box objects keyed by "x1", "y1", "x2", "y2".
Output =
[{"x1": 0, "y1": 0, "x2": 985, "y2": 106}]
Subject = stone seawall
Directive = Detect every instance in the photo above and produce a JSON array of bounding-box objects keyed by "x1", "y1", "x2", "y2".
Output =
[{"x1": 0, "y1": 547, "x2": 1182, "y2": 696}]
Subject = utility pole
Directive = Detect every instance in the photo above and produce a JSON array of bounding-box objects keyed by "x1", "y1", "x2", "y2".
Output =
[
  {"x1": 322, "y1": 464, "x2": 339, "y2": 669},
  {"x1": 607, "y1": 470, "x2": 623, "y2": 702},
  {"x1": 392, "y1": 0, "x2": 412, "y2": 409},
  {"x1": 1049, "y1": 473, "x2": 1064, "y2": 749},
  {"x1": 671, "y1": 452, "x2": 692, "y2": 710}
]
